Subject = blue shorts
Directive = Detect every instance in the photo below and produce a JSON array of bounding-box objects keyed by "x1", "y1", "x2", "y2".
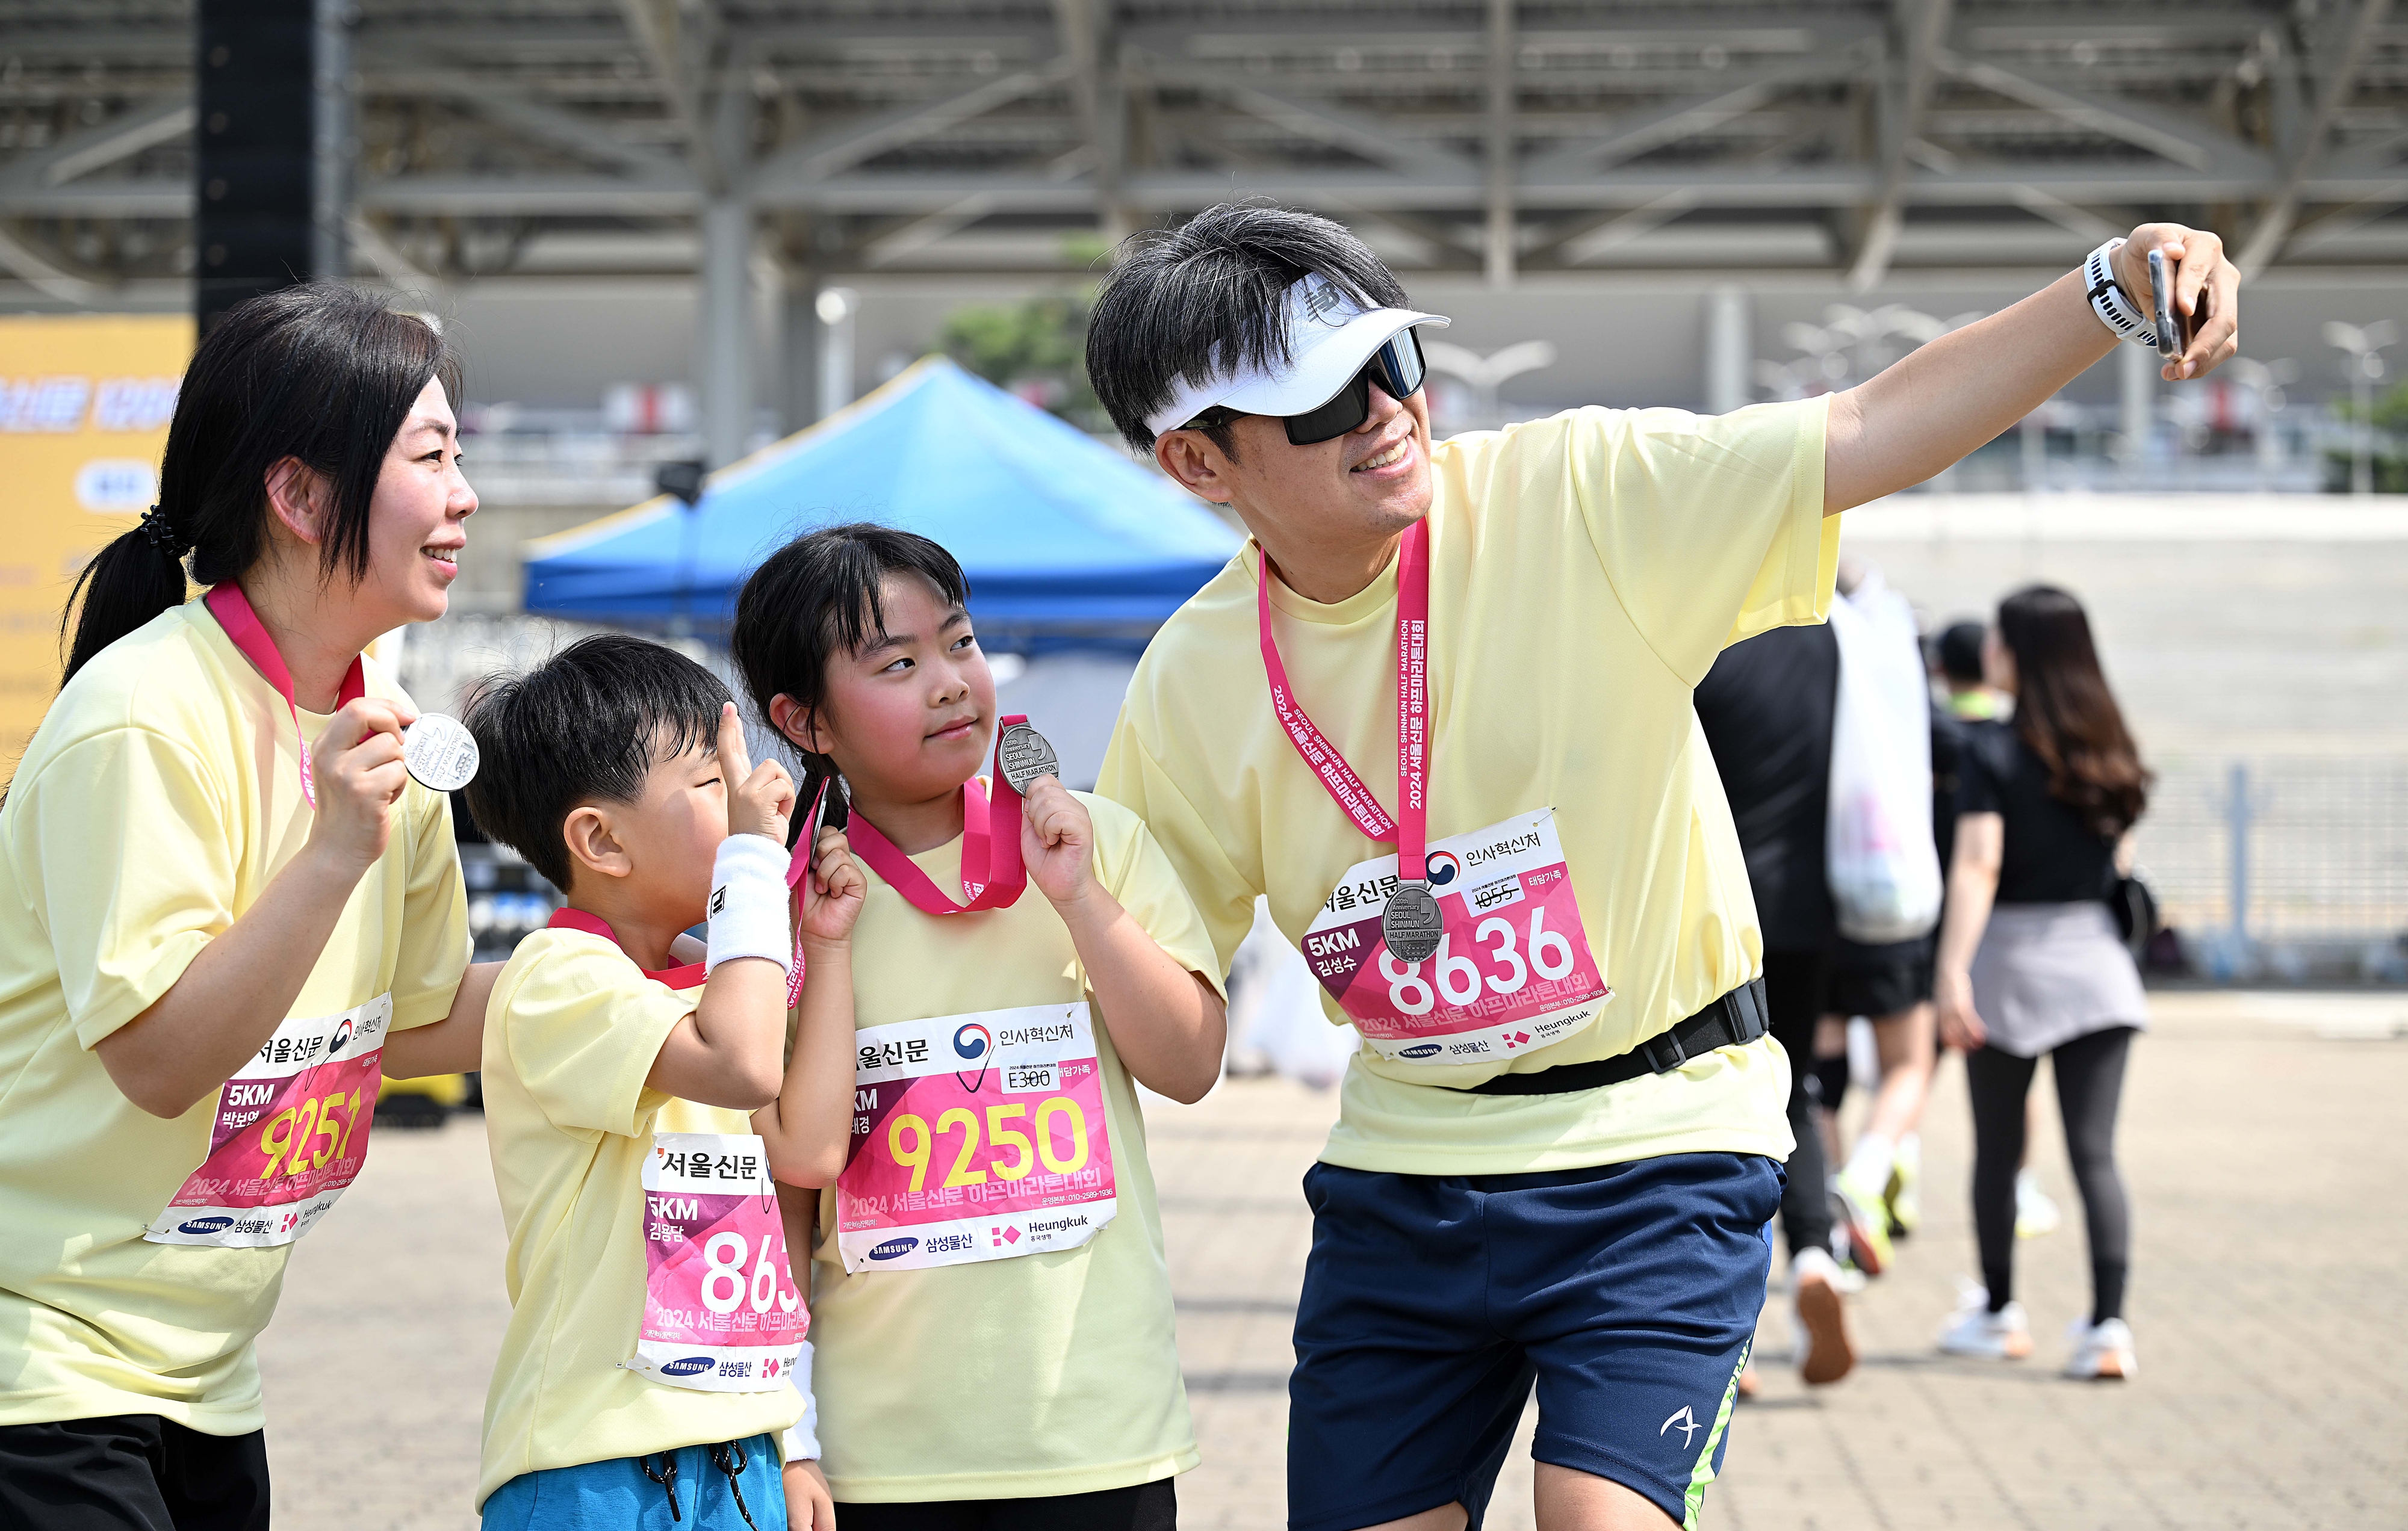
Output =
[
  {"x1": 482, "y1": 1434, "x2": 786, "y2": 1531},
  {"x1": 1287, "y1": 1152, "x2": 1780, "y2": 1531}
]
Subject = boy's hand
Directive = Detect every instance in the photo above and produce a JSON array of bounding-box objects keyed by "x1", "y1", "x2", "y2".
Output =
[
  {"x1": 799, "y1": 827, "x2": 866, "y2": 947},
  {"x1": 783, "y1": 1458, "x2": 836, "y2": 1530},
  {"x1": 719, "y1": 703, "x2": 795, "y2": 844},
  {"x1": 1020, "y1": 776, "x2": 1097, "y2": 908},
  {"x1": 2109, "y1": 222, "x2": 2239, "y2": 382}
]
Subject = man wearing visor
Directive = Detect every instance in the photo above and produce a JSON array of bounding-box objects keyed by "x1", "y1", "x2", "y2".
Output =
[{"x1": 1090, "y1": 202, "x2": 2238, "y2": 1531}]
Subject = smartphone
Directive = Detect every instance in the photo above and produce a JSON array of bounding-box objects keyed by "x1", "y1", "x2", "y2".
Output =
[{"x1": 2147, "y1": 250, "x2": 2189, "y2": 359}]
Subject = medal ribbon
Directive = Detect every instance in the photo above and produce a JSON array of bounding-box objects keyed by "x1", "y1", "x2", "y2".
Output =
[
  {"x1": 547, "y1": 907, "x2": 709, "y2": 991},
  {"x1": 1256, "y1": 521, "x2": 1432, "y2": 881},
  {"x1": 779, "y1": 779, "x2": 834, "y2": 1009},
  {"x1": 206, "y1": 583, "x2": 368, "y2": 810},
  {"x1": 842, "y1": 714, "x2": 1035, "y2": 915}
]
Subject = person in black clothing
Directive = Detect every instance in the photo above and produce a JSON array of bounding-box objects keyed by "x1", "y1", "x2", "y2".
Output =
[
  {"x1": 1933, "y1": 585, "x2": 2150, "y2": 1381},
  {"x1": 1693, "y1": 623, "x2": 1855, "y2": 1387}
]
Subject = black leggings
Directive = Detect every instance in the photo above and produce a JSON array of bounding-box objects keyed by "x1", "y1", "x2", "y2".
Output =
[
  {"x1": 1762, "y1": 948, "x2": 1833, "y2": 1260},
  {"x1": 1965, "y1": 1026, "x2": 2135, "y2": 1324}
]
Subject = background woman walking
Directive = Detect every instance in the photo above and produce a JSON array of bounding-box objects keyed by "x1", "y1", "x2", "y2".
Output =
[{"x1": 1932, "y1": 584, "x2": 2152, "y2": 1381}]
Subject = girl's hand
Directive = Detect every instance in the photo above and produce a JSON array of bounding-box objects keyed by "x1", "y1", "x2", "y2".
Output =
[
  {"x1": 782, "y1": 1458, "x2": 836, "y2": 1530},
  {"x1": 721, "y1": 704, "x2": 795, "y2": 844},
  {"x1": 799, "y1": 827, "x2": 866, "y2": 946},
  {"x1": 1935, "y1": 968, "x2": 1986, "y2": 1051},
  {"x1": 306, "y1": 697, "x2": 416, "y2": 874},
  {"x1": 1019, "y1": 777, "x2": 1097, "y2": 908}
]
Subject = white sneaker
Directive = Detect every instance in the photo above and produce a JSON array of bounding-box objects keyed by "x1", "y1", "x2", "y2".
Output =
[
  {"x1": 2064, "y1": 1317, "x2": 2137, "y2": 1381},
  {"x1": 1790, "y1": 1247, "x2": 1857, "y2": 1386},
  {"x1": 1937, "y1": 1284, "x2": 2033, "y2": 1360},
  {"x1": 2015, "y1": 1169, "x2": 2061, "y2": 1239}
]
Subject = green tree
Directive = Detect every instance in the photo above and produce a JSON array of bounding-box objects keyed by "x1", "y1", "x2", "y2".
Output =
[{"x1": 939, "y1": 286, "x2": 1107, "y2": 435}]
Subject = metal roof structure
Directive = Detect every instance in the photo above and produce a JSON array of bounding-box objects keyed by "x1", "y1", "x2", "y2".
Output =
[{"x1": 4, "y1": 1, "x2": 2406, "y2": 294}]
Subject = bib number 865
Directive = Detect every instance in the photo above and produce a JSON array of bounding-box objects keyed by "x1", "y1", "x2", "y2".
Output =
[
  {"x1": 698, "y1": 1232, "x2": 803, "y2": 1317},
  {"x1": 1380, "y1": 907, "x2": 1575, "y2": 1016}
]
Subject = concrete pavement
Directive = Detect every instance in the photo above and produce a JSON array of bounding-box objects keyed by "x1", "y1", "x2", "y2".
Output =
[{"x1": 259, "y1": 991, "x2": 2408, "y2": 1528}]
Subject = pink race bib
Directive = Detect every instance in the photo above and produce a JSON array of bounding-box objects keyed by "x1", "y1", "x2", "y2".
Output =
[
  {"x1": 628, "y1": 1131, "x2": 808, "y2": 1392},
  {"x1": 144, "y1": 995, "x2": 393, "y2": 1248},
  {"x1": 837, "y1": 1004, "x2": 1116, "y2": 1273},
  {"x1": 1301, "y1": 809, "x2": 1613, "y2": 1066}
]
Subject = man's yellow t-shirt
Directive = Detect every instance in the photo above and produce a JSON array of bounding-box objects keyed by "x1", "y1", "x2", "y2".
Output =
[
  {"x1": 0, "y1": 599, "x2": 469, "y2": 1433},
  {"x1": 808, "y1": 790, "x2": 1221, "y2": 1503},
  {"x1": 1098, "y1": 398, "x2": 1838, "y2": 1176},
  {"x1": 477, "y1": 927, "x2": 802, "y2": 1508}
]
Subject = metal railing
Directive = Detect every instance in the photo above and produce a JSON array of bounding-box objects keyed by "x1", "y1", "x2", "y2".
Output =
[{"x1": 2132, "y1": 756, "x2": 2408, "y2": 980}]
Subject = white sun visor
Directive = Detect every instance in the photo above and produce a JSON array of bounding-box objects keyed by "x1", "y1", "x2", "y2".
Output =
[{"x1": 1143, "y1": 274, "x2": 1451, "y2": 439}]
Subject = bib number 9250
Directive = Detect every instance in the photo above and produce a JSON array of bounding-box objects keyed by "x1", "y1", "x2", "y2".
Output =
[
  {"x1": 884, "y1": 1098, "x2": 1093, "y2": 1193},
  {"x1": 1380, "y1": 906, "x2": 1577, "y2": 1016}
]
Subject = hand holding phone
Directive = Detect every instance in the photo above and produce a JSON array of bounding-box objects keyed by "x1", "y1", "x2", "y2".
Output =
[{"x1": 2147, "y1": 249, "x2": 2194, "y2": 360}]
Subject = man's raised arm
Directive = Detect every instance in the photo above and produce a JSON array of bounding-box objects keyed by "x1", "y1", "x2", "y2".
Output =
[{"x1": 1823, "y1": 223, "x2": 2241, "y2": 516}]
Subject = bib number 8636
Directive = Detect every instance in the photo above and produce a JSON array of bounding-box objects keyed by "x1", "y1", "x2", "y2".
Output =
[{"x1": 1380, "y1": 907, "x2": 1576, "y2": 1016}]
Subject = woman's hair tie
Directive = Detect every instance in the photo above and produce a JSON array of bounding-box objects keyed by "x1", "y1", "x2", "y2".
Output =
[{"x1": 137, "y1": 504, "x2": 191, "y2": 559}]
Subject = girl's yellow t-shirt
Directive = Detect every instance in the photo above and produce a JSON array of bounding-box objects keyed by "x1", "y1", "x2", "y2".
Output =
[
  {"x1": 810, "y1": 791, "x2": 1222, "y2": 1503},
  {"x1": 0, "y1": 599, "x2": 469, "y2": 1433}
]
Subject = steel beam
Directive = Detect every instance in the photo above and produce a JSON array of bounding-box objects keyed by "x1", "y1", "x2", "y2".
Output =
[{"x1": 2239, "y1": 0, "x2": 2397, "y2": 274}]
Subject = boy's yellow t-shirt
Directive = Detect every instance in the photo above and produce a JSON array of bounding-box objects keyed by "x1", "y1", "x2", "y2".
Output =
[
  {"x1": 810, "y1": 790, "x2": 1222, "y2": 1503},
  {"x1": 0, "y1": 599, "x2": 469, "y2": 1433},
  {"x1": 477, "y1": 927, "x2": 802, "y2": 1508},
  {"x1": 1098, "y1": 398, "x2": 1839, "y2": 1177}
]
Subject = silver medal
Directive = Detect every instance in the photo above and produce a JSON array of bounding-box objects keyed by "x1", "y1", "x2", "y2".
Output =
[
  {"x1": 402, "y1": 712, "x2": 480, "y2": 792},
  {"x1": 996, "y1": 721, "x2": 1060, "y2": 795},
  {"x1": 1382, "y1": 881, "x2": 1445, "y2": 964}
]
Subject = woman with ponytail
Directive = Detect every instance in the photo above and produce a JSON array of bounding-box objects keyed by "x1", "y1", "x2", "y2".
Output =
[
  {"x1": 0, "y1": 283, "x2": 490, "y2": 1530},
  {"x1": 1932, "y1": 584, "x2": 2152, "y2": 1383}
]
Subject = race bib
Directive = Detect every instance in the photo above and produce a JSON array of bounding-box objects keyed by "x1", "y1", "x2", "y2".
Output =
[
  {"x1": 1302, "y1": 809, "x2": 1613, "y2": 1066},
  {"x1": 837, "y1": 1003, "x2": 1116, "y2": 1273},
  {"x1": 628, "y1": 1131, "x2": 808, "y2": 1392},
  {"x1": 146, "y1": 995, "x2": 393, "y2": 1248}
]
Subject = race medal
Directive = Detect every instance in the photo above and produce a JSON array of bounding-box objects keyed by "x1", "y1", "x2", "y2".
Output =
[
  {"x1": 836, "y1": 1002, "x2": 1118, "y2": 1273},
  {"x1": 1382, "y1": 881, "x2": 1444, "y2": 963},
  {"x1": 996, "y1": 721, "x2": 1060, "y2": 795},
  {"x1": 402, "y1": 712, "x2": 479, "y2": 791}
]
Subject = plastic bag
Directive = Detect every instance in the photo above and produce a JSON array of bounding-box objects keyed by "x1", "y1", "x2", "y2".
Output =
[{"x1": 1826, "y1": 572, "x2": 1943, "y2": 944}]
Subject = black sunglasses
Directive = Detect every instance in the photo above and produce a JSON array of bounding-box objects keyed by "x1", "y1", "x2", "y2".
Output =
[{"x1": 1182, "y1": 328, "x2": 1429, "y2": 446}]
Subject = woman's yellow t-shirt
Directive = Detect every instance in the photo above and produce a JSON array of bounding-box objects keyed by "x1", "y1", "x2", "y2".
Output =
[
  {"x1": 810, "y1": 790, "x2": 1222, "y2": 1503},
  {"x1": 0, "y1": 599, "x2": 469, "y2": 1434},
  {"x1": 476, "y1": 929, "x2": 803, "y2": 1509}
]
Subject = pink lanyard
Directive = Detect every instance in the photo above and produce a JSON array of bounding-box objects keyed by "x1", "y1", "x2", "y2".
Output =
[
  {"x1": 1257, "y1": 521, "x2": 1432, "y2": 882},
  {"x1": 205, "y1": 584, "x2": 367, "y2": 811},
  {"x1": 547, "y1": 907, "x2": 709, "y2": 991},
  {"x1": 842, "y1": 714, "x2": 1036, "y2": 915}
]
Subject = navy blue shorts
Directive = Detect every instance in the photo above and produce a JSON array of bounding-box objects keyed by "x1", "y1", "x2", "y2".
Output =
[{"x1": 1288, "y1": 1152, "x2": 1780, "y2": 1531}]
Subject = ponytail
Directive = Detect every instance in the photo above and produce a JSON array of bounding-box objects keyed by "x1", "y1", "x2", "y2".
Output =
[{"x1": 57, "y1": 283, "x2": 454, "y2": 688}]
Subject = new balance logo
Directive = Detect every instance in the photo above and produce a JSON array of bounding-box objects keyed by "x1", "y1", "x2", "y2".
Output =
[
  {"x1": 709, "y1": 887, "x2": 727, "y2": 916},
  {"x1": 1660, "y1": 1405, "x2": 1701, "y2": 1449}
]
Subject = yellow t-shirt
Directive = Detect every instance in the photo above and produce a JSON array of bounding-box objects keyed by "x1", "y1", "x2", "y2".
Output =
[
  {"x1": 0, "y1": 599, "x2": 468, "y2": 1433},
  {"x1": 478, "y1": 927, "x2": 802, "y2": 1508},
  {"x1": 810, "y1": 790, "x2": 1221, "y2": 1503},
  {"x1": 1098, "y1": 399, "x2": 1838, "y2": 1176}
]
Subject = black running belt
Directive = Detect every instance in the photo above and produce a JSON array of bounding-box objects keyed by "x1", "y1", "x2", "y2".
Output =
[{"x1": 1451, "y1": 977, "x2": 1771, "y2": 1096}]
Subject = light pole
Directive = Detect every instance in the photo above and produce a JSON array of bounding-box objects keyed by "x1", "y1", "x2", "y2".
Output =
[{"x1": 2323, "y1": 320, "x2": 2397, "y2": 496}]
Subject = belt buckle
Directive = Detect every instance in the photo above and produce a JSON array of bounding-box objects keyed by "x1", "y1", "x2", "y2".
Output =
[{"x1": 1640, "y1": 1029, "x2": 1689, "y2": 1074}]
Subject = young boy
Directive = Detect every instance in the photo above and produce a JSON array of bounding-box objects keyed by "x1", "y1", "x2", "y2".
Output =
[{"x1": 462, "y1": 635, "x2": 860, "y2": 1530}]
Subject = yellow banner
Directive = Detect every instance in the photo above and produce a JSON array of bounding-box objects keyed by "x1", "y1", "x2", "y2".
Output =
[{"x1": 0, "y1": 314, "x2": 193, "y2": 766}]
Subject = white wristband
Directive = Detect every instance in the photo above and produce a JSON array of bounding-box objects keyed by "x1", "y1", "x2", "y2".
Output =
[
  {"x1": 2082, "y1": 238, "x2": 2157, "y2": 348},
  {"x1": 706, "y1": 834, "x2": 793, "y2": 975},
  {"x1": 781, "y1": 1341, "x2": 820, "y2": 1462}
]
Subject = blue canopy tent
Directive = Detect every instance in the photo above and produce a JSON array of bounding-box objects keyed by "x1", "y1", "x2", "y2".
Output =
[{"x1": 520, "y1": 356, "x2": 1240, "y2": 646}]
